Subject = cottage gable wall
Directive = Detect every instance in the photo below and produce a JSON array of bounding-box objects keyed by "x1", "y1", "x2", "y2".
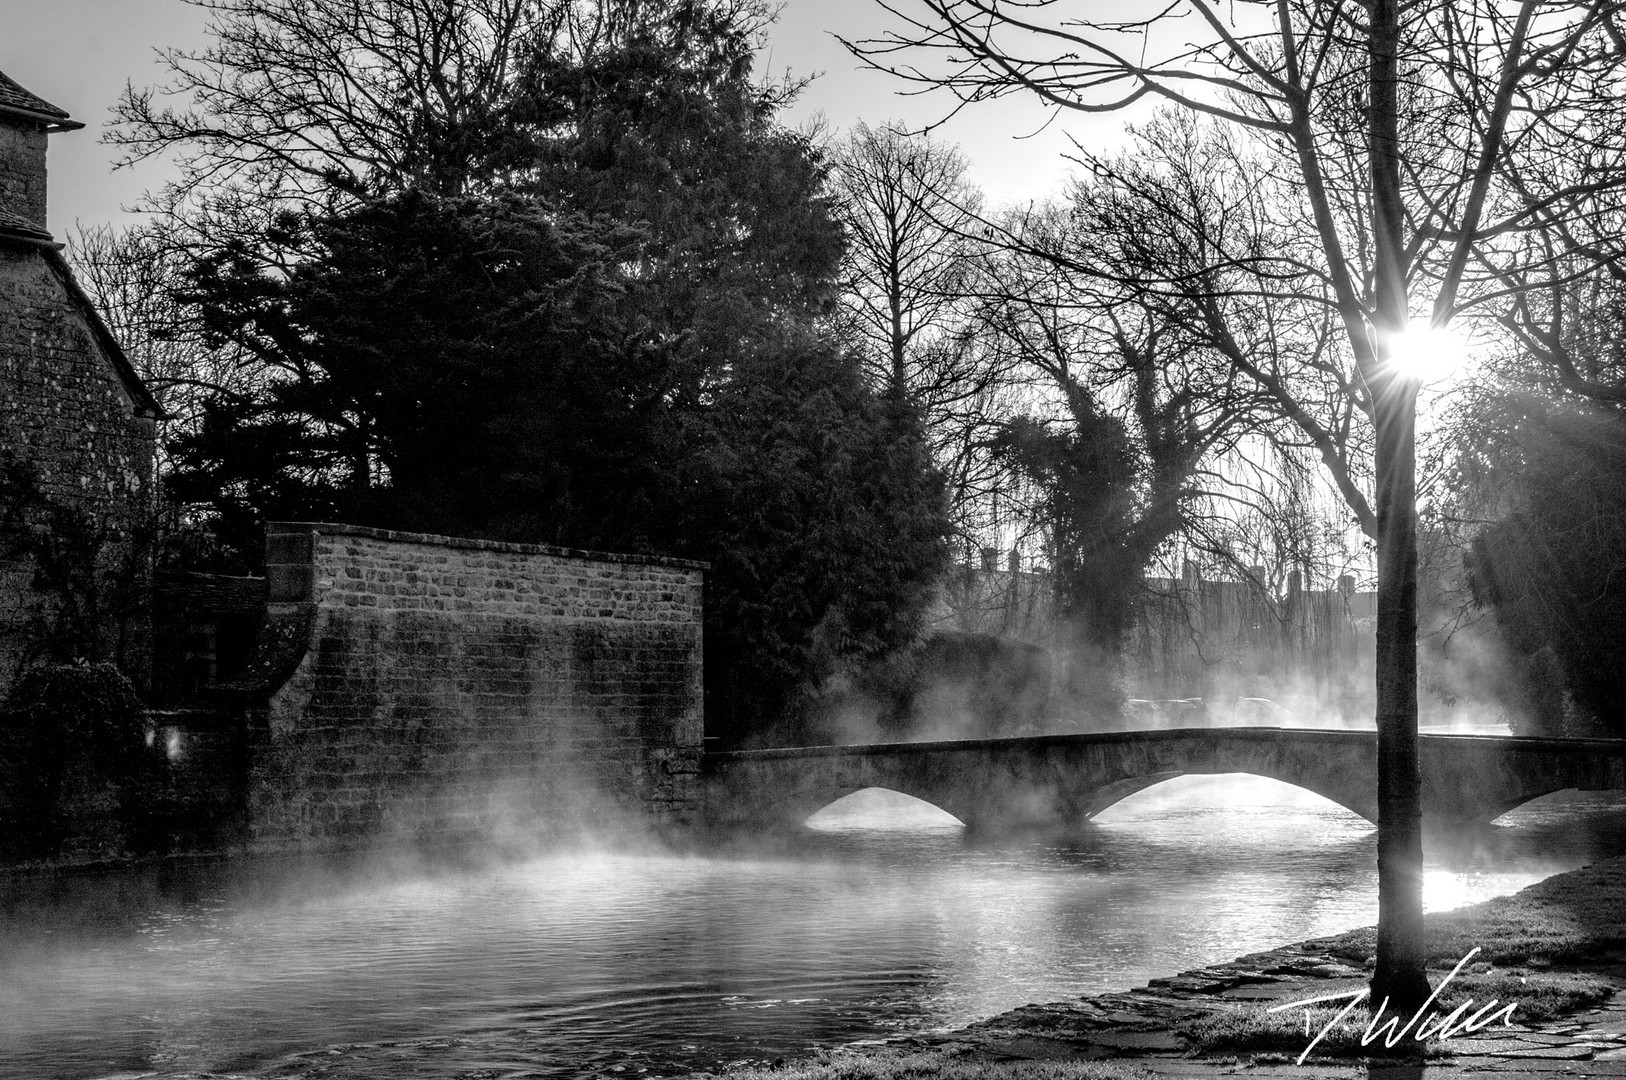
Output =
[{"x1": 0, "y1": 68, "x2": 157, "y2": 696}]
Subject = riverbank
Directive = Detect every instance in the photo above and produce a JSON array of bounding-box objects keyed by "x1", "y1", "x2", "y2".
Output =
[{"x1": 704, "y1": 856, "x2": 1626, "y2": 1078}]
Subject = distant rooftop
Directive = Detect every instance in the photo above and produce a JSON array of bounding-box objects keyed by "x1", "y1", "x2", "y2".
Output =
[{"x1": 0, "y1": 68, "x2": 83, "y2": 131}]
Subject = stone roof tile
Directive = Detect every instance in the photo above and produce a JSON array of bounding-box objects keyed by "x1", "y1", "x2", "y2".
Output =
[
  {"x1": 0, "y1": 205, "x2": 52, "y2": 242},
  {"x1": 0, "y1": 68, "x2": 81, "y2": 128}
]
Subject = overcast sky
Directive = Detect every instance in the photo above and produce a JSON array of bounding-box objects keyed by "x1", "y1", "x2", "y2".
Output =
[{"x1": 4, "y1": 0, "x2": 1135, "y2": 238}]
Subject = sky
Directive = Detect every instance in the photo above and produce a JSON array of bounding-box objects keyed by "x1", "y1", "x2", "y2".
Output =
[{"x1": 2, "y1": 0, "x2": 1131, "y2": 238}]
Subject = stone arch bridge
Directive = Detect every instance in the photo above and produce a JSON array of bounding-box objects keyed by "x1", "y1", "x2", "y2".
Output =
[{"x1": 701, "y1": 728, "x2": 1626, "y2": 833}]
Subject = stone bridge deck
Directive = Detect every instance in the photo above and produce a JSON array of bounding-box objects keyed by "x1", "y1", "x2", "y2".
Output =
[{"x1": 701, "y1": 728, "x2": 1626, "y2": 832}]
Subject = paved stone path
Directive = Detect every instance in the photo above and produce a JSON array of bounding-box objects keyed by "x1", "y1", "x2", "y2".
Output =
[{"x1": 892, "y1": 941, "x2": 1626, "y2": 1078}]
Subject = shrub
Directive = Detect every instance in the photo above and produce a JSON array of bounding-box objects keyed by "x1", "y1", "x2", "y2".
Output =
[
  {"x1": 7, "y1": 661, "x2": 144, "y2": 758},
  {"x1": 1, "y1": 662, "x2": 157, "y2": 857}
]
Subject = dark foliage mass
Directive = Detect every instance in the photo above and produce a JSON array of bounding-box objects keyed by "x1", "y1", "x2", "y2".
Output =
[
  {"x1": 1468, "y1": 402, "x2": 1626, "y2": 736},
  {"x1": 0, "y1": 663, "x2": 158, "y2": 858},
  {"x1": 690, "y1": 350, "x2": 948, "y2": 743},
  {"x1": 158, "y1": 0, "x2": 948, "y2": 742},
  {"x1": 993, "y1": 406, "x2": 1142, "y2": 712},
  {"x1": 170, "y1": 194, "x2": 649, "y2": 548},
  {"x1": 0, "y1": 454, "x2": 150, "y2": 677}
]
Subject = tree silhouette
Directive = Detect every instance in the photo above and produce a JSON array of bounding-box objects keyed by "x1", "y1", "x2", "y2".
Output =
[{"x1": 847, "y1": 0, "x2": 1626, "y2": 1012}]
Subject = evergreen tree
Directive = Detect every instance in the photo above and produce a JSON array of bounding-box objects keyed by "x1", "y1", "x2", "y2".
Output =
[
  {"x1": 156, "y1": 0, "x2": 949, "y2": 741},
  {"x1": 1466, "y1": 401, "x2": 1626, "y2": 737}
]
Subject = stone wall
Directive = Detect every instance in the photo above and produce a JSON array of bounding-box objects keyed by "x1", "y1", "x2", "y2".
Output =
[
  {"x1": 0, "y1": 243, "x2": 157, "y2": 696},
  {"x1": 0, "y1": 122, "x2": 47, "y2": 228},
  {"x1": 248, "y1": 523, "x2": 704, "y2": 850}
]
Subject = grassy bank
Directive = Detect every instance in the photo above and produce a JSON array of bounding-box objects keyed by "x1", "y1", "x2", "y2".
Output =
[{"x1": 1316, "y1": 854, "x2": 1626, "y2": 967}]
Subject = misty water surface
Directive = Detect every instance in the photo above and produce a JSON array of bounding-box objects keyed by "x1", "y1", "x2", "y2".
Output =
[{"x1": 3, "y1": 775, "x2": 1626, "y2": 1079}]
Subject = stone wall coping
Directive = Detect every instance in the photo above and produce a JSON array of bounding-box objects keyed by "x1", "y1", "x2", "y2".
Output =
[
  {"x1": 703, "y1": 726, "x2": 1367, "y2": 763},
  {"x1": 704, "y1": 727, "x2": 1626, "y2": 763},
  {"x1": 266, "y1": 520, "x2": 708, "y2": 571}
]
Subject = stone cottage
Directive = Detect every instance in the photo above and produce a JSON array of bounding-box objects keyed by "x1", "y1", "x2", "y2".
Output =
[{"x1": 0, "y1": 68, "x2": 160, "y2": 697}]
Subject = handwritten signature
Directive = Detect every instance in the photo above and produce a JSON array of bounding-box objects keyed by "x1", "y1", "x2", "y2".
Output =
[{"x1": 1266, "y1": 947, "x2": 1518, "y2": 1064}]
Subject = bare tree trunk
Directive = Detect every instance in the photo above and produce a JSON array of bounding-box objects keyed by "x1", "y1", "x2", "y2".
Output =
[
  {"x1": 890, "y1": 274, "x2": 908, "y2": 400},
  {"x1": 1368, "y1": 0, "x2": 1430, "y2": 1016}
]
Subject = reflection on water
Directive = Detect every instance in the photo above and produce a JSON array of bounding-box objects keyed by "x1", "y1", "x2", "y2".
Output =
[{"x1": 2, "y1": 777, "x2": 1625, "y2": 1080}]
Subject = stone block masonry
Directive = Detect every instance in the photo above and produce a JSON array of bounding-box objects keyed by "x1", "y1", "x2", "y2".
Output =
[
  {"x1": 0, "y1": 122, "x2": 48, "y2": 228},
  {"x1": 0, "y1": 243, "x2": 158, "y2": 695},
  {"x1": 249, "y1": 522, "x2": 704, "y2": 851},
  {"x1": 0, "y1": 249, "x2": 154, "y2": 507}
]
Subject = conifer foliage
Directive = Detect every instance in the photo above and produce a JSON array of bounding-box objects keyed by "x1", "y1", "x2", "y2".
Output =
[{"x1": 130, "y1": 0, "x2": 948, "y2": 742}]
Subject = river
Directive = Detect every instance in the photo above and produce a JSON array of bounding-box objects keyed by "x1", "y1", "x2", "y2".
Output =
[{"x1": 4, "y1": 775, "x2": 1626, "y2": 1080}]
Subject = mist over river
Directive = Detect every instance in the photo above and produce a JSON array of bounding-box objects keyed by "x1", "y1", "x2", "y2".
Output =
[{"x1": 5, "y1": 776, "x2": 1626, "y2": 1080}]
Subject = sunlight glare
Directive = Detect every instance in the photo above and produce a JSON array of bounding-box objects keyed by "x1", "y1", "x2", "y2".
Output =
[{"x1": 1385, "y1": 319, "x2": 1469, "y2": 384}]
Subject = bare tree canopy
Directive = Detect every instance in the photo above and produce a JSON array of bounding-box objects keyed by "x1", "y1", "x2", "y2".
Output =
[
  {"x1": 112, "y1": 0, "x2": 544, "y2": 207},
  {"x1": 830, "y1": 123, "x2": 1022, "y2": 558},
  {"x1": 847, "y1": 0, "x2": 1626, "y2": 1013},
  {"x1": 831, "y1": 122, "x2": 984, "y2": 393},
  {"x1": 68, "y1": 224, "x2": 259, "y2": 435},
  {"x1": 111, "y1": 0, "x2": 786, "y2": 222}
]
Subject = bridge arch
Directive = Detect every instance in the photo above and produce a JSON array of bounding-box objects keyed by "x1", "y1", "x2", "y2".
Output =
[
  {"x1": 699, "y1": 731, "x2": 1386, "y2": 832},
  {"x1": 1086, "y1": 771, "x2": 1378, "y2": 824},
  {"x1": 710, "y1": 764, "x2": 1378, "y2": 833},
  {"x1": 780, "y1": 766, "x2": 1381, "y2": 832},
  {"x1": 735, "y1": 776, "x2": 986, "y2": 831},
  {"x1": 804, "y1": 787, "x2": 966, "y2": 827},
  {"x1": 1485, "y1": 786, "x2": 1604, "y2": 824}
]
